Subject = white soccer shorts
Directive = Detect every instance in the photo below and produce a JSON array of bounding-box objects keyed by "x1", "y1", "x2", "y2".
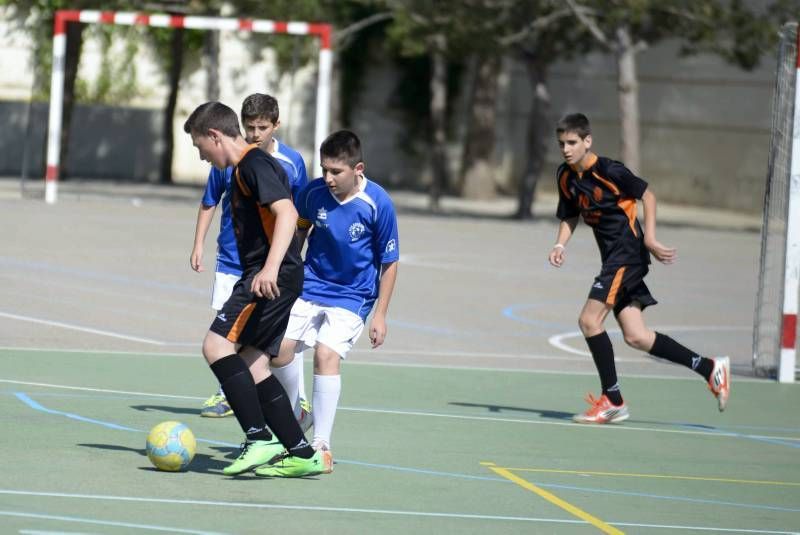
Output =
[
  {"x1": 285, "y1": 297, "x2": 365, "y2": 358},
  {"x1": 211, "y1": 272, "x2": 240, "y2": 311}
]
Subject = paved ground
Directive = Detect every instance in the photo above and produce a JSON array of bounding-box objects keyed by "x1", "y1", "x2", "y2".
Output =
[{"x1": 0, "y1": 176, "x2": 763, "y2": 380}]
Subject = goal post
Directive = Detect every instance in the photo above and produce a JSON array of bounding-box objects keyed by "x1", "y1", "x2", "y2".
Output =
[
  {"x1": 753, "y1": 22, "x2": 799, "y2": 382},
  {"x1": 44, "y1": 9, "x2": 333, "y2": 204}
]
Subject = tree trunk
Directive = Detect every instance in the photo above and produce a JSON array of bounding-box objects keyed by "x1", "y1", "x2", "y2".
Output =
[
  {"x1": 161, "y1": 27, "x2": 184, "y2": 184},
  {"x1": 58, "y1": 21, "x2": 85, "y2": 180},
  {"x1": 203, "y1": 31, "x2": 220, "y2": 101},
  {"x1": 516, "y1": 57, "x2": 551, "y2": 220},
  {"x1": 616, "y1": 26, "x2": 640, "y2": 173},
  {"x1": 460, "y1": 54, "x2": 500, "y2": 199},
  {"x1": 429, "y1": 33, "x2": 449, "y2": 213}
]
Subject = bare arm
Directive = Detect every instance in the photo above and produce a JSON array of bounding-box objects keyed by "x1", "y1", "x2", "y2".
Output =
[
  {"x1": 641, "y1": 188, "x2": 676, "y2": 264},
  {"x1": 190, "y1": 204, "x2": 217, "y2": 272},
  {"x1": 251, "y1": 198, "x2": 299, "y2": 298},
  {"x1": 548, "y1": 216, "x2": 579, "y2": 267},
  {"x1": 369, "y1": 261, "x2": 398, "y2": 348}
]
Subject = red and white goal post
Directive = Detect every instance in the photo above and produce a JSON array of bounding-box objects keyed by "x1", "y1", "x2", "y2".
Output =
[
  {"x1": 753, "y1": 22, "x2": 799, "y2": 383},
  {"x1": 44, "y1": 9, "x2": 333, "y2": 204}
]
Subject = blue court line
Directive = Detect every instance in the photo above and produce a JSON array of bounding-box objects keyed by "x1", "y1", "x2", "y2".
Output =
[
  {"x1": 678, "y1": 422, "x2": 800, "y2": 450},
  {"x1": 9, "y1": 390, "x2": 800, "y2": 443},
  {"x1": 0, "y1": 256, "x2": 205, "y2": 296},
  {"x1": 13, "y1": 393, "x2": 231, "y2": 447},
  {"x1": 502, "y1": 303, "x2": 577, "y2": 330},
  {"x1": 13, "y1": 392, "x2": 799, "y2": 515}
]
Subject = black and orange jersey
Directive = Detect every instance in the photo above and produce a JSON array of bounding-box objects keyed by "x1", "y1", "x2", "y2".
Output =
[
  {"x1": 231, "y1": 145, "x2": 303, "y2": 292},
  {"x1": 556, "y1": 154, "x2": 650, "y2": 267}
]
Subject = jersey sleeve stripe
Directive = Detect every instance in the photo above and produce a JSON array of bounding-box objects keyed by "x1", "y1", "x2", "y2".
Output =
[
  {"x1": 226, "y1": 302, "x2": 255, "y2": 342},
  {"x1": 618, "y1": 198, "x2": 639, "y2": 237},
  {"x1": 606, "y1": 266, "x2": 626, "y2": 306},
  {"x1": 257, "y1": 205, "x2": 276, "y2": 244},
  {"x1": 235, "y1": 168, "x2": 252, "y2": 197},
  {"x1": 591, "y1": 171, "x2": 621, "y2": 195}
]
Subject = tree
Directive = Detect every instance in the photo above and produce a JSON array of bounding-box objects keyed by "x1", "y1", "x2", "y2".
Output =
[
  {"x1": 499, "y1": 2, "x2": 591, "y2": 219},
  {"x1": 562, "y1": 0, "x2": 786, "y2": 175}
]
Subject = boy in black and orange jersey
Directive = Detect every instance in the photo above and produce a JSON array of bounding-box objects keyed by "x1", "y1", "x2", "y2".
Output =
[
  {"x1": 183, "y1": 101, "x2": 331, "y2": 477},
  {"x1": 548, "y1": 113, "x2": 730, "y2": 424}
]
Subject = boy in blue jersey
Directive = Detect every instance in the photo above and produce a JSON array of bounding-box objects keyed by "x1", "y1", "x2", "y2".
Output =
[
  {"x1": 190, "y1": 93, "x2": 310, "y2": 419},
  {"x1": 184, "y1": 101, "x2": 330, "y2": 477},
  {"x1": 259, "y1": 130, "x2": 399, "y2": 471},
  {"x1": 549, "y1": 113, "x2": 730, "y2": 424}
]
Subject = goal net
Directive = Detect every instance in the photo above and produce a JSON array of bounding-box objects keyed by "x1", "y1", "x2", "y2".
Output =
[{"x1": 752, "y1": 22, "x2": 799, "y2": 381}]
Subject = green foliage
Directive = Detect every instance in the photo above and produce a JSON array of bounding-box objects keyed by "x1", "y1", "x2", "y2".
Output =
[{"x1": 74, "y1": 25, "x2": 141, "y2": 103}]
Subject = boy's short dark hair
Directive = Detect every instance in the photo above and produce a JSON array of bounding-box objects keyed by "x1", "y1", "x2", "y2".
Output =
[
  {"x1": 320, "y1": 130, "x2": 363, "y2": 168},
  {"x1": 556, "y1": 113, "x2": 591, "y2": 139},
  {"x1": 241, "y1": 93, "x2": 280, "y2": 123},
  {"x1": 183, "y1": 102, "x2": 241, "y2": 138}
]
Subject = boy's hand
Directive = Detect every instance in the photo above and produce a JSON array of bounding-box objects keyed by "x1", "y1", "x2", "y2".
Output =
[
  {"x1": 369, "y1": 313, "x2": 387, "y2": 348},
  {"x1": 549, "y1": 244, "x2": 566, "y2": 267},
  {"x1": 645, "y1": 239, "x2": 677, "y2": 264},
  {"x1": 190, "y1": 246, "x2": 204, "y2": 272},
  {"x1": 251, "y1": 266, "x2": 280, "y2": 299}
]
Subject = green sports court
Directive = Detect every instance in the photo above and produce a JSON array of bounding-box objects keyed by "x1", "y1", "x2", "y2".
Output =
[{"x1": 0, "y1": 188, "x2": 797, "y2": 534}]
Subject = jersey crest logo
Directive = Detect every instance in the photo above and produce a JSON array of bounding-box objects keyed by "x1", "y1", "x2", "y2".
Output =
[
  {"x1": 348, "y1": 222, "x2": 366, "y2": 241},
  {"x1": 385, "y1": 239, "x2": 396, "y2": 253},
  {"x1": 316, "y1": 207, "x2": 329, "y2": 228}
]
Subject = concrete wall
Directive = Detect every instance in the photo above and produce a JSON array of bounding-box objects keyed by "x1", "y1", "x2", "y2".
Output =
[
  {"x1": 0, "y1": 5, "x2": 779, "y2": 212},
  {"x1": 0, "y1": 101, "x2": 163, "y2": 181}
]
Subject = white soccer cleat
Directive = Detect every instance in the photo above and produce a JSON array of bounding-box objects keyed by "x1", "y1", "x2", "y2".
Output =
[{"x1": 708, "y1": 356, "x2": 731, "y2": 412}]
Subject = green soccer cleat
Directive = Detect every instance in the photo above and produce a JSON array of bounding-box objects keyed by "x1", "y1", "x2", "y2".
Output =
[
  {"x1": 201, "y1": 393, "x2": 233, "y2": 418},
  {"x1": 222, "y1": 437, "x2": 286, "y2": 476},
  {"x1": 254, "y1": 448, "x2": 333, "y2": 478}
]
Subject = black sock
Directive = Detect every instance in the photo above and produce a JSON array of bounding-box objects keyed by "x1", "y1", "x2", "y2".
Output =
[
  {"x1": 256, "y1": 375, "x2": 315, "y2": 459},
  {"x1": 585, "y1": 332, "x2": 624, "y2": 406},
  {"x1": 649, "y1": 332, "x2": 713, "y2": 380},
  {"x1": 210, "y1": 354, "x2": 272, "y2": 441}
]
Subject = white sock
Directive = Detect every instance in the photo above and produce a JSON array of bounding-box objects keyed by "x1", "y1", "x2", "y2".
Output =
[
  {"x1": 312, "y1": 374, "x2": 341, "y2": 449},
  {"x1": 270, "y1": 356, "x2": 302, "y2": 418},
  {"x1": 296, "y1": 351, "x2": 308, "y2": 401}
]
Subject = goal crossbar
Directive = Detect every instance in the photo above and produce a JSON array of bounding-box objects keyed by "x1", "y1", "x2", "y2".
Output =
[{"x1": 45, "y1": 9, "x2": 333, "y2": 203}]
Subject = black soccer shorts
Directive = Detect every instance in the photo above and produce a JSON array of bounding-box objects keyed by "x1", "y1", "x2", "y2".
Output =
[
  {"x1": 210, "y1": 274, "x2": 299, "y2": 356},
  {"x1": 588, "y1": 263, "x2": 658, "y2": 316}
]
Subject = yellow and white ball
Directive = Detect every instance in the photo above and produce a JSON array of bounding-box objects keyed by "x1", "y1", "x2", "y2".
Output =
[{"x1": 146, "y1": 421, "x2": 196, "y2": 472}]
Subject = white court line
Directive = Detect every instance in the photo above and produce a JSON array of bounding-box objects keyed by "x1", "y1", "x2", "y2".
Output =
[
  {"x1": 0, "y1": 510, "x2": 224, "y2": 534},
  {"x1": 3, "y1": 379, "x2": 797, "y2": 442},
  {"x1": 0, "y1": 490, "x2": 794, "y2": 533},
  {"x1": 0, "y1": 311, "x2": 165, "y2": 345},
  {"x1": 549, "y1": 325, "x2": 751, "y2": 357},
  {"x1": 0, "y1": 346, "x2": 771, "y2": 383}
]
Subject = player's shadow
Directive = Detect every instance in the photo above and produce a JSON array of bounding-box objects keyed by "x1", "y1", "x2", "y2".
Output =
[
  {"x1": 78, "y1": 443, "x2": 228, "y2": 474},
  {"x1": 129, "y1": 404, "x2": 198, "y2": 416},
  {"x1": 448, "y1": 402, "x2": 573, "y2": 421}
]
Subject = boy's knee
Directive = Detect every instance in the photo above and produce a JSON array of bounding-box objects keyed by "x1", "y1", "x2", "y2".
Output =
[
  {"x1": 623, "y1": 332, "x2": 648, "y2": 350},
  {"x1": 314, "y1": 344, "x2": 341, "y2": 374},
  {"x1": 578, "y1": 315, "x2": 600, "y2": 336}
]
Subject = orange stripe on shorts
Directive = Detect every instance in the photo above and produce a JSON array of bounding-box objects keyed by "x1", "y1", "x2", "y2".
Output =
[
  {"x1": 606, "y1": 267, "x2": 626, "y2": 306},
  {"x1": 226, "y1": 302, "x2": 255, "y2": 342}
]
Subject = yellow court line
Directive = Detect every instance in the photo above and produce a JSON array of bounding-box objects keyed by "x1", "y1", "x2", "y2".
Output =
[
  {"x1": 482, "y1": 462, "x2": 624, "y2": 535},
  {"x1": 502, "y1": 467, "x2": 800, "y2": 487}
]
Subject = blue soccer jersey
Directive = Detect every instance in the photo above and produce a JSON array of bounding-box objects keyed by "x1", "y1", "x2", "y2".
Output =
[
  {"x1": 201, "y1": 139, "x2": 308, "y2": 277},
  {"x1": 201, "y1": 166, "x2": 241, "y2": 276},
  {"x1": 295, "y1": 177, "x2": 400, "y2": 320},
  {"x1": 272, "y1": 139, "x2": 309, "y2": 199}
]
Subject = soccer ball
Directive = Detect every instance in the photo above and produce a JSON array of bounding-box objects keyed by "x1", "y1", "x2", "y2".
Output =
[{"x1": 146, "y1": 421, "x2": 196, "y2": 472}]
